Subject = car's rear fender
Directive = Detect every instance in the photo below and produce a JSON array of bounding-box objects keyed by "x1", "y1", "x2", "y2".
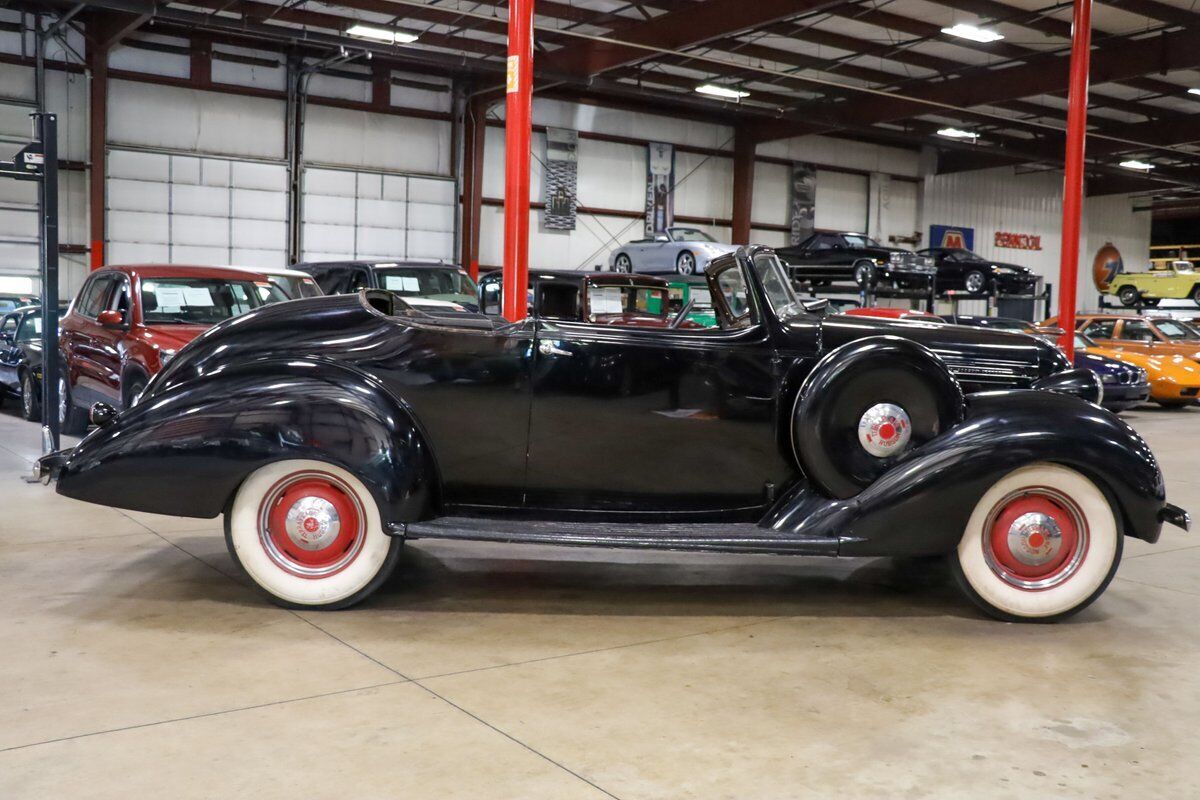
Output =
[{"x1": 55, "y1": 359, "x2": 440, "y2": 525}]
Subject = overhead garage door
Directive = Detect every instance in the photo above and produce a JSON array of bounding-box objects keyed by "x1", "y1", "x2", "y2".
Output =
[
  {"x1": 0, "y1": 100, "x2": 41, "y2": 278},
  {"x1": 107, "y1": 148, "x2": 288, "y2": 268},
  {"x1": 301, "y1": 167, "x2": 455, "y2": 263}
]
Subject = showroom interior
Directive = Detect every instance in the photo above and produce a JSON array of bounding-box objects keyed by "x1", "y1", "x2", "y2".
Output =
[{"x1": 1, "y1": 0, "x2": 1200, "y2": 796}]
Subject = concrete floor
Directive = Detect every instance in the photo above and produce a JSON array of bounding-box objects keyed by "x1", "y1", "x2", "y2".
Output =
[{"x1": 0, "y1": 403, "x2": 1197, "y2": 799}]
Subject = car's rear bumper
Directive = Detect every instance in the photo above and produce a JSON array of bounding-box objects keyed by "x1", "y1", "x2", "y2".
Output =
[{"x1": 33, "y1": 448, "x2": 72, "y2": 485}]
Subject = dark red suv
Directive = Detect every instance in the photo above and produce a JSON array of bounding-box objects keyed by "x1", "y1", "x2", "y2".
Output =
[{"x1": 58, "y1": 265, "x2": 286, "y2": 433}]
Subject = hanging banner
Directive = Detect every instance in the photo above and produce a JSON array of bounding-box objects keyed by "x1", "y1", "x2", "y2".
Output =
[
  {"x1": 930, "y1": 224, "x2": 975, "y2": 250},
  {"x1": 789, "y1": 162, "x2": 816, "y2": 245},
  {"x1": 543, "y1": 127, "x2": 578, "y2": 231},
  {"x1": 645, "y1": 141, "x2": 675, "y2": 236}
]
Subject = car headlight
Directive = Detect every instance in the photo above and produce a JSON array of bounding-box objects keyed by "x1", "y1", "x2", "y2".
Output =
[{"x1": 1101, "y1": 373, "x2": 1116, "y2": 384}]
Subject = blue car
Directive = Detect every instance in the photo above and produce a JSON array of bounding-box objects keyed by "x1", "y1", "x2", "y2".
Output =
[{"x1": 1073, "y1": 333, "x2": 1149, "y2": 412}]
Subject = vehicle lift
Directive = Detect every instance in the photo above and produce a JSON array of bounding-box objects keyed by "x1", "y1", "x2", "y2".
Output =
[{"x1": 0, "y1": 112, "x2": 61, "y2": 457}]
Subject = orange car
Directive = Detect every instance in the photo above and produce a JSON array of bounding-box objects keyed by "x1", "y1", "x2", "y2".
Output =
[
  {"x1": 1044, "y1": 313, "x2": 1200, "y2": 364},
  {"x1": 1076, "y1": 331, "x2": 1200, "y2": 407}
]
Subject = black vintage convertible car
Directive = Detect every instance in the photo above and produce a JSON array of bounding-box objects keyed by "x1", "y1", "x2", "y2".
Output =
[{"x1": 37, "y1": 247, "x2": 1186, "y2": 621}]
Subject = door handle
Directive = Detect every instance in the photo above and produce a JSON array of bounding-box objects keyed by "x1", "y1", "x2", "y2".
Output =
[{"x1": 538, "y1": 340, "x2": 572, "y2": 357}]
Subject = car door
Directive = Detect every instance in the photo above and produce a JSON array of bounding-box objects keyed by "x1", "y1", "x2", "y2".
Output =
[
  {"x1": 524, "y1": 259, "x2": 792, "y2": 513},
  {"x1": 1080, "y1": 318, "x2": 1117, "y2": 348},
  {"x1": 67, "y1": 274, "x2": 119, "y2": 405},
  {"x1": 0, "y1": 312, "x2": 19, "y2": 392},
  {"x1": 1112, "y1": 319, "x2": 1156, "y2": 356}
]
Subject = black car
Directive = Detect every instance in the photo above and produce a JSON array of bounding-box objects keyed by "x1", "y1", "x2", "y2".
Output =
[
  {"x1": 917, "y1": 248, "x2": 1038, "y2": 296},
  {"x1": 776, "y1": 231, "x2": 936, "y2": 290},
  {"x1": 293, "y1": 259, "x2": 479, "y2": 312},
  {"x1": 36, "y1": 245, "x2": 1181, "y2": 624},
  {"x1": 0, "y1": 304, "x2": 65, "y2": 420},
  {"x1": 945, "y1": 316, "x2": 1148, "y2": 412}
]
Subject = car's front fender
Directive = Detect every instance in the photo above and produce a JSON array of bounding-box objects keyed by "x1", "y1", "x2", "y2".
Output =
[
  {"x1": 761, "y1": 389, "x2": 1169, "y2": 555},
  {"x1": 55, "y1": 359, "x2": 438, "y2": 524}
]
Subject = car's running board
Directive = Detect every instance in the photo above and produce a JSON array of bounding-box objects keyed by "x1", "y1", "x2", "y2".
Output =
[{"x1": 399, "y1": 517, "x2": 840, "y2": 555}]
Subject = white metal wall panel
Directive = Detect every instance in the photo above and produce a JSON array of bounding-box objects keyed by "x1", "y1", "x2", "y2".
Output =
[
  {"x1": 303, "y1": 105, "x2": 451, "y2": 176},
  {"x1": 883, "y1": 179, "x2": 920, "y2": 243},
  {"x1": 922, "y1": 166, "x2": 1150, "y2": 307},
  {"x1": 673, "y1": 149, "x2": 733, "y2": 221},
  {"x1": 752, "y1": 162, "x2": 790, "y2": 228},
  {"x1": 815, "y1": 170, "x2": 869, "y2": 232},
  {"x1": 108, "y1": 80, "x2": 285, "y2": 160},
  {"x1": 301, "y1": 168, "x2": 454, "y2": 262},
  {"x1": 107, "y1": 148, "x2": 287, "y2": 267},
  {"x1": 759, "y1": 133, "x2": 921, "y2": 178},
  {"x1": 108, "y1": 41, "x2": 189, "y2": 78}
]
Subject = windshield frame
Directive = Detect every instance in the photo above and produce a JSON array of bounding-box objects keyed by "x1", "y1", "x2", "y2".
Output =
[
  {"x1": 139, "y1": 277, "x2": 270, "y2": 325},
  {"x1": 669, "y1": 227, "x2": 717, "y2": 243},
  {"x1": 374, "y1": 266, "x2": 478, "y2": 298},
  {"x1": 1154, "y1": 318, "x2": 1200, "y2": 340},
  {"x1": 749, "y1": 251, "x2": 805, "y2": 321}
]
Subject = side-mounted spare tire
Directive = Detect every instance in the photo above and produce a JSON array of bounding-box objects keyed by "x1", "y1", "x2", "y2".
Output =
[{"x1": 792, "y1": 336, "x2": 964, "y2": 499}]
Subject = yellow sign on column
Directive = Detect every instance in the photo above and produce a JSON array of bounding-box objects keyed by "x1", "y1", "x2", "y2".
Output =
[{"x1": 506, "y1": 55, "x2": 519, "y2": 93}]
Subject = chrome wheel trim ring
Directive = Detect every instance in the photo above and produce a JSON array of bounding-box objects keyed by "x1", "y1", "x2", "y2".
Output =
[
  {"x1": 857, "y1": 402, "x2": 912, "y2": 458},
  {"x1": 981, "y1": 487, "x2": 1089, "y2": 591},
  {"x1": 257, "y1": 471, "x2": 367, "y2": 579}
]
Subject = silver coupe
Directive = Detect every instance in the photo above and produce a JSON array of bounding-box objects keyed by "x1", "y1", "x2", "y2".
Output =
[{"x1": 609, "y1": 227, "x2": 738, "y2": 275}]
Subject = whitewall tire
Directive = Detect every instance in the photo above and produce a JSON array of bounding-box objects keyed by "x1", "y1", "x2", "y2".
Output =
[
  {"x1": 951, "y1": 463, "x2": 1121, "y2": 622},
  {"x1": 225, "y1": 459, "x2": 402, "y2": 609}
]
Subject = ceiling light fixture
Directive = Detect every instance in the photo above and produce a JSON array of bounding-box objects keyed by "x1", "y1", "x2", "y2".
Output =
[
  {"x1": 937, "y1": 127, "x2": 978, "y2": 141},
  {"x1": 695, "y1": 84, "x2": 750, "y2": 100},
  {"x1": 1119, "y1": 159, "x2": 1155, "y2": 171},
  {"x1": 941, "y1": 23, "x2": 1005, "y2": 43},
  {"x1": 346, "y1": 24, "x2": 419, "y2": 45}
]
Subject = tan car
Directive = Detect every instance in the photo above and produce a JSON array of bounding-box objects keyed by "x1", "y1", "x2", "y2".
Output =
[{"x1": 1044, "y1": 314, "x2": 1200, "y2": 364}]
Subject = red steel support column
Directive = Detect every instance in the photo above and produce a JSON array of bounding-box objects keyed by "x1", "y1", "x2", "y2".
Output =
[
  {"x1": 501, "y1": 0, "x2": 534, "y2": 322},
  {"x1": 1056, "y1": 0, "x2": 1093, "y2": 360},
  {"x1": 88, "y1": 38, "x2": 108, "y2": 270},
  {"x1": 731, "y1": 129, "x2": 756, "y2": 246}
]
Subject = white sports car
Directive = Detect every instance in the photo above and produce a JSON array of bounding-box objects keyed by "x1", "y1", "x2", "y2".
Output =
[{"x1": 609, "y1": 227, "x2": 738, "y2": 275}]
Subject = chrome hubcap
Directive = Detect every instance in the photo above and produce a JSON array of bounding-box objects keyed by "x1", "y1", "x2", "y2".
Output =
[
  {"x1": 284, "y1": 496, "x2": 341, "y2": 551},
  {"x1": 22, "y1": 377, "x2": 32, "y2": 415},
  {"x1": 966, "y1": 273, "x2": 984, "y2": 292},
  {"x1": 857, "y1": 402, "x2": 911, "y2": 458},
  {"x1": 1006, "y1": 511, "x2": 1063, "y2": 567}
]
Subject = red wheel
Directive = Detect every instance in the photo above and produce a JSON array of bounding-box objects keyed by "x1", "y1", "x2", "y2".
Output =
[
  {"x1": 952, "y1": 463, "x2": 1120, "y2": 621},
  {"x1": 982, "y1": 489, "x2": 1088, "y2": 591},
  {"x1": 259, "y1": 473, "x2": 367, "y2": 579},
  {"x1": 226, "y1": 460, "x2": 401, "y2": 608}
]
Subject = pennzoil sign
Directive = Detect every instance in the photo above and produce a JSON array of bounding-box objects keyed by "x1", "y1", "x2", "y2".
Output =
[{"x1": 994, "y1": 231, "x2": 1042, "y2": 251}]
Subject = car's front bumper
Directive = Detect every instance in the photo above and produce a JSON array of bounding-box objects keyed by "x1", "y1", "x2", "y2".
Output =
[
  {"x1": 1101, "y1": 380, "x2": 1150, "y2": 411},
  {"x1": 994, "y1": 274, "x2": 1039, "y2": 294}
]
